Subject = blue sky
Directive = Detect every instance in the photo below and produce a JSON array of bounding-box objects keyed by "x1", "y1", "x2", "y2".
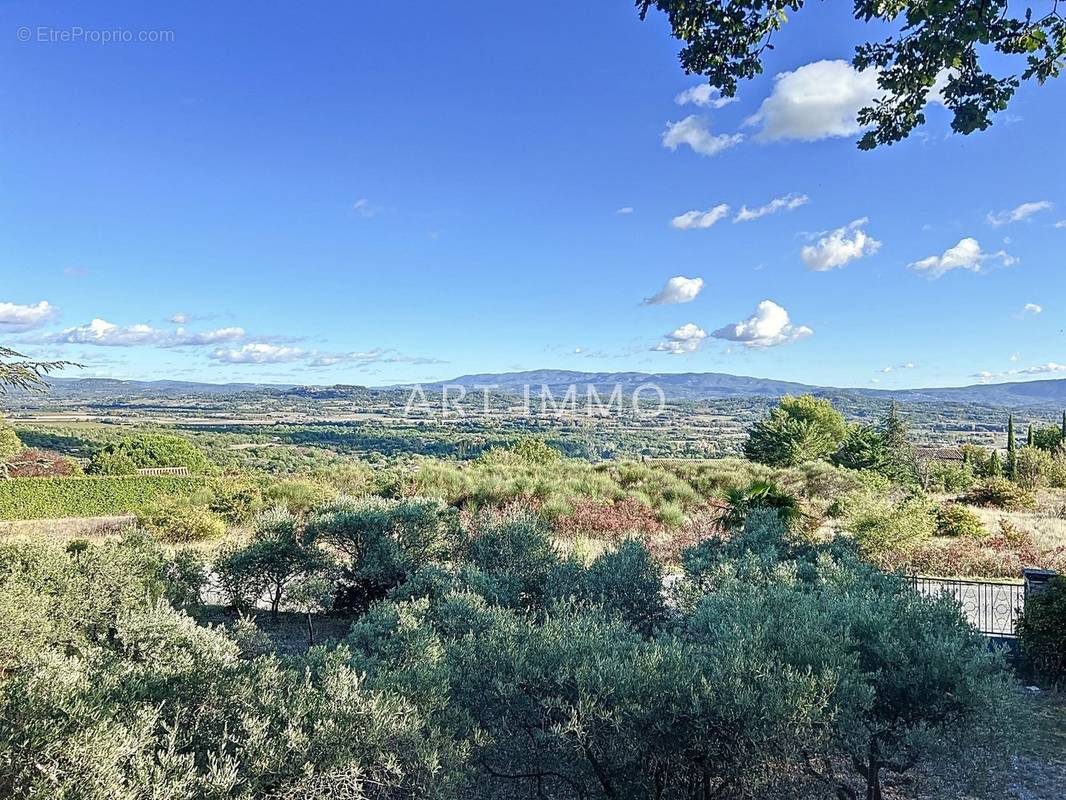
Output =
[{"x1": 2, "y1": 1, "x2": 1064, "y2": 388}]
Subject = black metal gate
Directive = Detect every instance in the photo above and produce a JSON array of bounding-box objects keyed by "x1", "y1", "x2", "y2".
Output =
[{"x1": 909, "y1": 576, "x2": 1025, "y2": 637}]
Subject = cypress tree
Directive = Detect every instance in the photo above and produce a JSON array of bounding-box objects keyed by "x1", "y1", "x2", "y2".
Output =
[
  {"x1": 1006, "y1": 414, "x2": 1016, "y2": 478},
  {"x1": 1027, "y1": 424, "x2": 1035, "y2": 447},
  {"x1": 988, "y1": 449, "x2": 1002, "y2": 477},
  {"x1": 1061, "y1": 410, "x2": 1065, "y2": 442}
]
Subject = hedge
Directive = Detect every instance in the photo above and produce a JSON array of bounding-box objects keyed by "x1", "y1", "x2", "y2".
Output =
[{"x1": 0, "y1": 476, "x2": 213, "y2": 520}]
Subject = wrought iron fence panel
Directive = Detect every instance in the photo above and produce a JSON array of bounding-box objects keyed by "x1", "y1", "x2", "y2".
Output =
[{"x1": 909, "y1": 576, "x2": 1024, "y2": 637}]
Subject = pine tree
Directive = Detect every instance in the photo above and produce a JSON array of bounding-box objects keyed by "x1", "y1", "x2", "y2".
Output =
[
  {"x1": 987, "y1": 449, "x2": 1003, "y2": 477},
  {"x1": 1006, "y1": 414, "x2": 1016, "y2": 479},
  {"x1": 880, "y1": 400, "x2": 915, "y2": 483}
]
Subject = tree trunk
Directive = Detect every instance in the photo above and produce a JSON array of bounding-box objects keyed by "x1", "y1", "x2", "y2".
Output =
[
  {"x1": 866, "y1": 739, "x2": 882, "y2": 800},
  {"x1": 306, "y1": 612, "x2": 314, "y2": 647}
]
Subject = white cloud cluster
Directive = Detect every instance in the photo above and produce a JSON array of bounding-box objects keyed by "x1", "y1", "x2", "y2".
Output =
[
  {"x1": 44, "y1": 318, "x2": 246, "y2": 348},
  {"x1": 643, "y1": 276, "x2": 704, "y2": 305},
  {"x1": 0, "y1": 300, "x2": 56, "y2": 332},
  {"x1": 973, "y1": 363, "x2": 1066, "y2": 380},
  {"x1": 671, "y1": 203, "x2": 730, "y2": 230},
  {"x1": 800, "y1": 219, "x2": 881, "y2": 271},
  {"x1": 734, "y1": 193, "x2": 809, "y2": 222},
  {"x1": 909, "y1": 238, "x2": 1016, "y2": 279},
  {"x1": 615, "y1": 206, "x2": 634, "y2": 215},
  {"x1": 881, "y1": 362, "x2": 917, "y2": 373},
  {"x1": 212, "y1": 343, "x2": 305, "y2": 364},
  {"x1": 747, "y1": 60, "x2": 881, "y2": 142},
  {"x1": 674, "y1": 84, "x2": 736, "y2": 109},
  {"x1": 212, "y1": 345, "x2": 446, "y2": 368},
  {"x1": 987, "y1": 201, "x2": 1053, "y2": 226},
  {"x1": 661, "y1": 116, "x2": 744, "y2": 157},
  {"x1": 1022, "y1": 303, "x2": 1043, "y2": 316},
  {"x1": 652, "y1": 323, "x2": 707, "y2": 354},
  {"x1": 712, "y1": 300, "x2": 812, "y2": 348}
]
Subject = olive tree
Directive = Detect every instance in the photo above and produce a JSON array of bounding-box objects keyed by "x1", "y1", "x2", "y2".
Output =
[{"x1": 217, "y1": 509, "x2": 337, "y2": 620}]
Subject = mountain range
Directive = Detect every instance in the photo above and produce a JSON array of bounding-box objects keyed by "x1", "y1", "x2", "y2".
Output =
[{"x1": 34, "y1": 371, "x2": 1066, "y2": 408}]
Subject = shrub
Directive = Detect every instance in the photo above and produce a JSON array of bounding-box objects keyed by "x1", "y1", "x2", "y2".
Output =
[
  {"x1": 934, "y1": 503, "x2": 986, "y2": 538},
  {"x1": 846, "y1": 493, "x2": 936, "y2": 555},
  {"x1": 207, "y1": 478, "x2": 264, "y2": 523},
  {"x1": 1013, "y1": 446, "x2": 1054, "y2": 490},
  {"x1": 135, "y1": 498, "x2": 227, "y2": 543},
  {"x1": 1017, "y1": 576, "x2": 1066, "y2": 686},
  {"x1": 963, "y1": 478, "x2": 1036, "y2": 511},
  {"x1": 0, "y1": 421, "x2": 22, "y2": 461},
  {"x1": 0, "y1": 475, "x2": 211, "y2": 519},
  {"x1": 216, "y1": 509, "x2": 337, "y2": 619},
  {"x1": 1, "y1": 448, "x2": 82, "y2": 478},
  {"x1": 927, "y1": 460, "x2": 976, "y2": 492},
  {"x1": 578, "y1": 540, "x2": 666, "y2": 633},
  {"x1": 464, "y1": 508, "x2": 561, "y2": 609},
  {"x1": 88, "y1": 433, "x2": 214, "y2": 475},
  {"x1": 553, "y1": 496, "x2": 664, "y2": 541},
  {"x1": 262, "y1": 478, "x2": 333, "y2": 515},
  {"x1": 306, "y1": 496, "x2": 462, "y2": 610}
]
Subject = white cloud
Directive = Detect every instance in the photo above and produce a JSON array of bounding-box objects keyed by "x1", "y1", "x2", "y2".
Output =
[
  {"x1": 674, "y1": 84, "x2": 737, "y2": 109},
  {"x1": 0, "y1": 300, "x2": 56, "y2": 332},
  {"x1": 881, "y1": 362, "x2": 917, "y2": 374},
  {"x1": 352, "y1": 198, "x2": 381, "y2": 218},
  {"x1": 747, "y1": 60, "x2": 881, "y2": 142},
  {"x1": 986, "y1": 201, "x2": 1053, "y2": 226},
  {"x1": 927, "y1": 69, "x2": 955, "y2": 106},
  {"x1": 652, "y1": 323, "x2": 707, "y2": 354},
  {"x1": 909, "y1": 238, "x2": 1016, "y2": 278},
  {"x1": 972, "y1": 363, "x2": 1066, "y2": 380},
  {"x1": 711, "y1": 300, "x2": 813, "y2": 348},
  {"x1": 1055, "y1": 219, "x2": 1066, "y2": 229},
  {"x1": 662, "y1": 115, "x2": 744, "y2": 157},
  {"x1": 800, "y1": 218, "x2": 881, "y2": 271},
  {"x1": 212, "y1": 343, "x2": 306, "y2": 364},
  {"x1": 615, "y1": 207, "x2": 634, "y2": 215},
  {"x1": 45, "y1": 319, "x2": 166, "y2": 347},
  {"x1": 170, "y1": 327, "x2": 246, "y2": 346},
  {"x1": 169, "y1": 313, "x2": 192, "y2": 324},
  {"x1": 643, "y1": 276, "x2": 704, "y2": 305},
  {"x1": 734, "y1": 193, "x2": 809, "y2": 222},
  {"x1": 1022, "y1": 303, "x2": 1043, "y2": 316},
  {"x1": 671, "y1": 203, "x2": 730, "y2": 230},
  {"x1": 44, "y1": 319, "x2": 246, "y2": 348}
]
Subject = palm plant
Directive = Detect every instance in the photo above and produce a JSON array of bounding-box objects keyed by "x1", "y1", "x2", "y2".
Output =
[{"x1": 721, "y1": 480, "x2": 802, "y2": 531}]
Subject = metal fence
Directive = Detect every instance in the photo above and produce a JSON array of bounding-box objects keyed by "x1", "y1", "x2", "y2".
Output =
[{"x1": 909, "y1": 576, "x2": 1025, "y2": 637}]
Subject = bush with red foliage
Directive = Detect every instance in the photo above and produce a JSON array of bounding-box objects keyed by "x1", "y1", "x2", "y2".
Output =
[
  {"x1": 553, "y1": 497, "x2": 665, "y2": 542},
  {"x1": 2, "y1": 449, "x2": 82, "y2": 478},
  {"x1": 875, "y1": 523, "x2": 1066, "y2": 579}
]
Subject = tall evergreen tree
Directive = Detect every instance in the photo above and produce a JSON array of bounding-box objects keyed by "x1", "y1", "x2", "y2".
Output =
[
  {"x1": 880, "y1": 400, "x2": 915, "y2": 483},
  {"x1": 1061, "y1": 410, "x2": 1065, "y2": 442},
  {"x1": 1006, "y1": 414, "x2": 1016, "y2": 479},
  {"x1": 1027, "y1": 424, "x2": 1035, "y2": 447}
]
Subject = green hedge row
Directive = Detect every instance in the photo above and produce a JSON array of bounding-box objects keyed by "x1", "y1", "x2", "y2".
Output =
[{"x1": 0, "y1": 476, "x2": 212, "y2": 520}]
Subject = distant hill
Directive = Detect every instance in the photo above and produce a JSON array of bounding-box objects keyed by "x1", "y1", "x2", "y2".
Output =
[
  {"x1": 42, "y1": 378, "x2": 295, "y2": 397},
  {"x1": 414, "y1": 370, "x2": 1066, "y2": 408},
  {"x1": 35, "y1": 371, "x2": 1066, "y2": 408}
]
